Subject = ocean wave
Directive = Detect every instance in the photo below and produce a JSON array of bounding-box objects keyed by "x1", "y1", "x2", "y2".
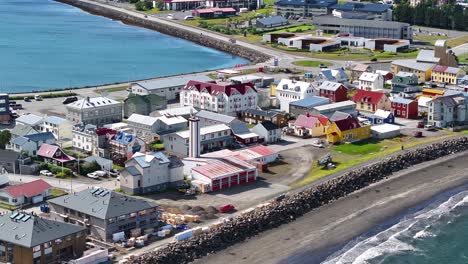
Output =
[{"x1": 322, "y1": 190, "x2": 468, "y2": 264}]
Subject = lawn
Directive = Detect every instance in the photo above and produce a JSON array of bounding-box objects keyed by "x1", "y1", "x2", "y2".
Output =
[
  {"x1": 447, "y1": 36, "x2": 468, "y2": 48},
  {"x1": 458, "y1": 53, "x2": 468, "y2": 63},
  {"x1": 101, "y1": 86, "x2": 128, "y2": 93},
  {"x1": 413, "y1": 35, "x2": 448, "y2": 45},
  {"x1": 293, "y1": 134, "x2": 455, "y2": 187},
  {"x1": 268, "y1": 24, "x2": 316, "y2": 34},
  {"x1": 50, "y1": 188, "x2": 68, "y2": 197},
  {"x1": 247, "y1": 123, "x2": 256, "y2": 128},
  {"x1": 292, "y1": 60, "x2": 332, "y2": 67}
]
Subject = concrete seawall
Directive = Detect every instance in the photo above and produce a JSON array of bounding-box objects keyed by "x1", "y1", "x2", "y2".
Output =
[{"x1": 54, "y1": 0, "x2": 271, "y2": 64}]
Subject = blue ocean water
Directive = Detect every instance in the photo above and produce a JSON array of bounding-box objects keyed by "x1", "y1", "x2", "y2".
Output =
[
  {"x1": 323, "y1": 187, "x2": 468, "y2": 264},
  {"x1": 0, "y1": 0, "x2": 247, "y2": 92}
]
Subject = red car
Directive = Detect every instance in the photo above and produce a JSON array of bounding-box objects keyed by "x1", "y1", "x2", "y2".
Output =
[{"x1": 219, "y1": 204, "x2": 235, "y2": 213}]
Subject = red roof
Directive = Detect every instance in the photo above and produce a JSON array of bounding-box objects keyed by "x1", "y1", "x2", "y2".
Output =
[
  {"x1": 4, "y1": 179, "x2": 51, "y2": 198},
  {"x1": 193, "y1": 7, "x2": 236, "y2": 13},
  {"x1": 37, "y1": 144, "x2": 76, "y2": 163},
  {"x1": 352, "y1": 90, "x2": 385, "y2": 105},
  {"x1": 293, "y1": 115, "x2": 318, "y2": 129},
  {"x1": 95, "y1": 128, "x2": 117, "y2": 136},
  {"x1": 334, "y1": 118, "x2": 360, "y2": 132},
  {"x1": 184, "y1": 80, "x2": 256, "y2": 97},
  {"x1": 192, "y1": 157, "x2": 255, "y2": 179},
  {"x1": 248, "y1": 145, "x2": 278, "y2": 156}
]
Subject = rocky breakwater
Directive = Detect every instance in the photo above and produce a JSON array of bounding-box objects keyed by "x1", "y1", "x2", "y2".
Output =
[
  {"x1": 54, "y1": 0, "x2": 271, "y2": 64},
  {"x1": 131, "y1": 137, "x2": 468, "y2": 264}
]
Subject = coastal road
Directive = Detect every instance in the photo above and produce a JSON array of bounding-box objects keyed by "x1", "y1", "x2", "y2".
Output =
[
  {"x1": 452, "y1": 43, "x2": 468, "y2": 56},
  {"x1": 196, "y1": 150, "x2": 468, "y2": 264}
]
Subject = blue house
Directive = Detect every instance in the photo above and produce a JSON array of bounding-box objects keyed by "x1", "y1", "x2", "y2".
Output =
[{"x1": 366, "y1": 109, "x2": 395, "y2": 125}]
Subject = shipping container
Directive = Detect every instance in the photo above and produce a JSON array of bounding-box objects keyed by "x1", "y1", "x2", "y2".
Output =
[{"x1": 175, "y1": 230, "x2": 193, "y2": 241}]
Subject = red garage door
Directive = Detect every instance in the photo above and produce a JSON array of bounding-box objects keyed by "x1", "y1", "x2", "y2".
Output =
[
  {"x1": 248, "y1": 171, "x2": 255, "y2": 182},
  {"x1": 212, "y1": 180, "x2": 220, "y2": 191},
  {"x1": 239, "y1": 172, "x2": 247, "y2": 184},
  {"x1": 221, "y1": 178, "x2": 229, "y2": 189},
  {"x1": 230, "y1": 175, "x2": 238, "y2": 186}
]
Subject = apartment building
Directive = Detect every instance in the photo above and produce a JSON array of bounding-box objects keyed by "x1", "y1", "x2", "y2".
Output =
[
  {"x1": 276, "y1": 79, "x2": 316, "y2": 112},
  {"x1": 65, "y1": 96, "x2": 123, "y2": 127}
]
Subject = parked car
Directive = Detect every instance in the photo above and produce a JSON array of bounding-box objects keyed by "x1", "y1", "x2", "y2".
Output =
[
  {"x1": 319, "y1": 64, "x2": 328, "y2": 68},
  {"x1": 87, "y1": 172, "x2": 100, "y2": 179},
  {"x1": 116, "y1": 176, "x2": 120, "y2": 181},
  {"x1": 34, "y1": 95, "x2": 42, "y2": 101},
  {"x1": 62, "y1": 96, "x2": 78, "y2": 104},
  {"x1": 94, "y1": 170, "x2": 108, "y2": 177},
  {"x1": 413, "y1": 131, "x2": 423, "y2": 138},
  {"x1": 24, "y1": 97, "x2": 31, "y2": 102},
  {"x1": 184, "y1": 15, "x2": 194, "y2": 20},
  {"x1": 40, "y1": 170, "x2": 53, "y2": 177},
  {"x1": 311, "y1": 142, "x2": 324, "y2": 148},
  {"x1": 108, "y1": 169, "x2": 119, "y2": 177},
  {"x1": 219, "y1": 204, "x2": 235, "y2": 213},
  {"x1": 167, "y1": 14, "x2": 175, "y2": 19},
  {"x1": 424, "y1": 124, "x2": 436, "y2": 131},
  {"x1": 417, "y1": 121, "x2": 424, "y2": 128}
]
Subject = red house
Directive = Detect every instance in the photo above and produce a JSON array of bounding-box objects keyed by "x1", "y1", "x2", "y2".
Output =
[
  {"x1": 318, "y1": 81, "x2": 348, "y2": 103},
  {"x1": 391, "y1": 97, "x2": 418, "y2": 119}
]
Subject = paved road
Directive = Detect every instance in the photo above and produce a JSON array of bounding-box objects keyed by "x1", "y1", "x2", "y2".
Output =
[{"x1": 452, "y1": 43, "x2": 468, "y2": 56}]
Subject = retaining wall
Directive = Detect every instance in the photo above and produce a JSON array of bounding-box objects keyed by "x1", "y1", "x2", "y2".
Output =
[
  {"x1": 130, "y1": 136, "x2": 468, "y2": 264},
  {"x1": 54, "y1": 0, "x2": 271, "y2": 64}
]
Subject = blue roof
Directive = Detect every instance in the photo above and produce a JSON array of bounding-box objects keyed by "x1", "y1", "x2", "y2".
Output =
[
  {"x1": 257, "y1": 16, "x2": 288, "y2": 26},
  {"x1": 24, "y1": 132, "x2": 55, "y2": 143},
  {"x1": 114, "y1": 132, "x2": 135, "y2": 146},
  {"x1": 331, "y1": 2, "x2": 391, "y2": 13},
  {"x1": 290, "y1": 96, "x2": 330, "y2": 107},
  {"x1": 276, "y1": 0, "x2": 337, "y2": 7},
  {"x1": 391, "y1": 97, "x2": 414, "y2": 104},
  {"x1": 133, "y1": 152, "x2": 170, "y2": 168},
  {"x1": 45, "y1": 116, "x2": 67, "y2": 125},
  {"x1": 11, "y1": 136, "x2": 30, "y2": 146}
]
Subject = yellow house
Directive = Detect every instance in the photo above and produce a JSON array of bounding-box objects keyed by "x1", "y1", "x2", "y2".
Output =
[
  {"x1": 391, "y1": 60, "x2": 434, "y2": 82},
  {"x1": 431, "y1": 65, "x2": 465, "y2": 85},
  {"x1": 326, "y1": 118, "x2": 371, "y2": 144},
  {"x1": 270, "y1": 80, "x2": 279, "y2": 96},
  {"x1": 289, "y1": 114, "x2": 331, "y2": 137}
]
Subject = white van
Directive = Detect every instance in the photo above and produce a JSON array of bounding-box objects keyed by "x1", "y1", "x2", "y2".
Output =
[{"x1": 34, "y1": 95, "x2": 42, "y2": 101}]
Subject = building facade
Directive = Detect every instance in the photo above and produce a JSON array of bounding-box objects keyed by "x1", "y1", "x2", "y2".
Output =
[
  {"x1": 358, "y1": 72, "x2": 384, "y2": 91},
  {"x1": 318, "y1": 81, "x2": 348, "y2": 103},
  {"x1": 431, "y1": 65, "x2": 465, "y2": 85},
  {"x1": 123, "y1": 94, "x2": 167, "y2": 119},
  {"x1": 66, "y1": 96, "x2": 122, "y2": 127},
  {"x1": 391, "y1": 97, "x2": 418, "y2": 119},
  {"x1": 0, "y1": 94, "x2": 11, "y2": 124},
  {"x1": 427, "y1": 94, "x2": 468, "y2": 127},
  {"x1": 242, "y1": 109, "x2": 290, "y2": 127},
  {"x1": 275, "y1": 0, "x2": 337, "y2": 18},
  {"x1": 352, "y1": 90, "x2": 391, "y2": 112},
  {"x1": 276, "y1": 79, "x2": 316, "y2": 112}
]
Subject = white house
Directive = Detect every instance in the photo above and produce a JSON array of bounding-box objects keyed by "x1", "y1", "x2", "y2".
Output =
[
  {"x1": 120, "y1": 152, "x2": 184, "y2": 194},
  {"x1": 162, "y1": 124, "x2": 233, "y2": 157},
  {"x1": 427, "y1": 94, "x2": 468, "y2": 128},
  {"x1": 251, "y1": 121, "x2": 281, "y2": 143},
  {"x1": 15, "y1": 114, "x2": 44, "y2": 131},
  {"x1": 358, "y1": 72, "x2": 384, "y2": 91},
  {"x1": 180, "y1": 80, "x2": 258, "y2": 116},
  {"x1": 127, "y1": 113, "x2": 188, "y2": 141},
  {"x1": 0, "y1": 179, "x2": 51, "y2": 206},
  {"x1": 6, "y1": 132, "x2": 56, "y2": 157},
  {"x1": 72, "y1": 124, "x2": 97, "y2": 154},
  {"x1": 41, "y1": 116, "x2": 73, "y2": 141},
  {"x1": 276, "y1": 79, "x2": 316, "y2": 112}
]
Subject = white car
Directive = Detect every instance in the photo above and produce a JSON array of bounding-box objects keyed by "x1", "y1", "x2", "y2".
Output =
[
  {"x1": 167, "y1": 14, "x2": 175, "y2": 19},
  {"x1": 40, "y1": 170, "x2": 53, "y2": 177},
  {"x1": 184, "y1": 15, "x2": 194, "y2": 20},
  {"x1": 87, "y1": 172, "x2": 100, "y2": 179}
]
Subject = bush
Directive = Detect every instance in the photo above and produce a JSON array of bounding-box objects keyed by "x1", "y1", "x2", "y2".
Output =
[
  {"x1": 370, "y1": 58, "x2": 378, "y2": 62},
  {"x1": 79, "y1": 161, "x2": 101, "y2": 175},
  {"x1": 39, "y1": 162, "x2": 72, "y2": 177},
  {"x1": 55, "y1": 172, "x2": 69, "y2": 179},
  {"x1": 10, "y1": 92, "x2": 77, "y2": 101}
]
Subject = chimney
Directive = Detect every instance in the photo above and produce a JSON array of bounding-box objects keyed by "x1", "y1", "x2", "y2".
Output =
[{"x1": 188, "y1": 112, "x2": 201, "y2": 158}]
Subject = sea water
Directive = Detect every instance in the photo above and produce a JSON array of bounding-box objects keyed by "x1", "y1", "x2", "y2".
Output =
[
  {"x1": 0, "y1": 0, "x2": 247, "y2": 92},
  {"x1": 322, "y1": 187, "x2": 468, "y2": 264}
]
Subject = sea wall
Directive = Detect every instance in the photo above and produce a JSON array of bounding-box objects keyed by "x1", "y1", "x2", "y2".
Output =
[
  {"x1": 54, "y1": 0, "x2": 271, "y2": 64},
  {"x1": 131, "y1": 136, "x2": 468, "y2": 264}
]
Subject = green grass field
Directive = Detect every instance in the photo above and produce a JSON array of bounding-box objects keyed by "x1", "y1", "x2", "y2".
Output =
[
  {"x1": 447, "y1": 36, "x2": 468, "y2": 48},
  {"x1": 413, "y1": 35, "x2": 448, "y2": 45},
  {"x1": 293, "y1": 134, "x2": 455, "y2": 187},
  {"x1": 458, "y1": 53, "x2": 468, "y2": 63},
  {"x1": 292, "y1": 60, "x2": 332, "y2": 67}
]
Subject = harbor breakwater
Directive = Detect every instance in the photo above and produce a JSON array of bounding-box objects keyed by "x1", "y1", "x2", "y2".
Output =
[
  {"x1": 130, "y1": 136, "x2": 468, "y2": 264},
  {"x1": 54, "y1": 0, "x2": 271, "y2": 64}
]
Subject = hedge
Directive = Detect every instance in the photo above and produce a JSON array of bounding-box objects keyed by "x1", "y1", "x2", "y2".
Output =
[
  {"x1": 39, "y1": 162, "x2": 72, "y2": 177},
  {"x1": 10, "y1": 92, "x2": 78, "y2": 101}
]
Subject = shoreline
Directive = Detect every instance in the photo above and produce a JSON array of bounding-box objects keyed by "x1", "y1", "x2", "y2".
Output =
[{"x1": 197, "y1": 151, "x2": 468, "y2": 264}]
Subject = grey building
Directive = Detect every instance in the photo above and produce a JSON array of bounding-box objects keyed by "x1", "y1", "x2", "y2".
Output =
[
  {"x1": 195, "y1": 110, "x2": 237, "y2": 128},
  {"x1": 130, "y1": 74, "x2": 212, "y2": 101},
  {"x1": 123, "y1": 94, "x2": 167, "y2": 119},
  {"x1": 330, "y1": 2, "x2": 393, "y2": 21},
  {"x1": 289, "y1": 96, "x2": 331, "y2": 116},
  {"x1": 275, "y1": 0, "x2": 337, "y2": 18},
  {"x1": 65, "y1": 96, "x2": 123, "y2": 127},
  {"x1": 313, "y1": 16, "x2": 412, "y2": 40},
  {"x1": 0, "y1": 94, "x2": 11, "y2": 124},
  {"x1": 48, "y1": 188, "x2": 160, "y2": 241},
  {"x1": 0, "y1": 150, "x2": 19, "y2": 173},
  {"x1": 256, "y1": 16, "x2": 289, "y2": 28}
]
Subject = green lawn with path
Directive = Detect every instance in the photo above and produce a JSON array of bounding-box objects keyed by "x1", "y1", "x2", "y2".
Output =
[
  {"x1": 413, "y1": 35, "x2": 448, "y2": 45},
  {"x1": 292, "y1": 60, "x2": 332, "y2": 67},
  {"x1": 447, "y1": 36, "x2": 468, "y2": 48}
]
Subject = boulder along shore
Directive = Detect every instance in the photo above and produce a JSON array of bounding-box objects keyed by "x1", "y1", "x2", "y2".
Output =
[
  {"x1": 54, "y1": 0, "x2": 271, "y2": 64},
  {"x1": 129, "y1": 136, "x2": 468, "y2": 264}
]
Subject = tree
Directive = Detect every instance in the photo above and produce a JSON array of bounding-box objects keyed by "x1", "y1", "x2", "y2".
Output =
[
  {"x1": 0, "y1": 130, "x2": 11, "y2": 149},
  {"x1": 135, "y1": 1, "x2": 146, "y2": 11},
  {"x1": 79, "y1": 161, "x2": 101, "y2": 175},
  {"x1": 452, "y1": 5, "x2": 464, "y2": 30}
]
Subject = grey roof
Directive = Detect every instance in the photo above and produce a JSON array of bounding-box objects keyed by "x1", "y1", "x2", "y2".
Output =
[
  {"x1": 392, "y1": 59, "x2": 435, "y2": 72},
  {"x1": 319, "y1": 81, "x2": 344, "y2": 91},
  {"x1": 134, "y1": 74, "x2": 212, "y2": 91},
  {"x1": 48, "y1": 188, "x2": 158, "y2": 220},
  {"x1": 83, "y1": 156, "x2": 113, "y2": 166},
  {"x1": 0, "y1": 212, "x2": 85, "y2": 248},
  {"x1": 196, "y1": 110, "x2": 236, "y2": 124},
  {"x1": 169, "y1": 156, "x2": 184, "y2": 169},
  {"x1": 330, "y1": 2, "x2": 391, "y2": 13},
  {"x1": 256, "y1": 16, "x2": 288, "y2": 26},
  {"x1": 132, "y1": 152, "x2": 170, "y2": 168},
  {"x1": 330, "y1": 111, "x2": 352, "y2": 122},
  {"x1": 416, "y1": 50, "x2": 439, "y2": 63},
  {"x1": 0, "y1": 174, "x2": 8, "y2": 186},
  {"x1": 10, "y1": 125, "x2": 39, "y2": 137},
  {"x1": 276, "y1": 0, "x2": 336, "y2": 8},
  {"x1": 391, "y1": 97, "x2": 414, "y2": 104},
  {"x1": 66, "y1": 96, "x2": 121, "y2": 110},
  {"x1": 259, "y1": 121, "x2": 279, "y2": 131},
  {"x1": 244, "y1": 109, "x2": 281, "y2": 119},
  {"x1": 45, "y1": 116, "x2": 67, "y2": 125},
  {"x1": 230, "y1": 120, "x2": 250, "y2": 134},
  {"x1": 0, "y1": 149, "x2": 20, "y2": 162},
  {"x1": 15, "y1": 114, "x2": 43, "y2": 126},
  {"x1": 290, "y1": 96, "x2": 330, "y2": 108},
  {"x1": 314, "y1": 15, "x2": 410, "y2": 29},
  {"x1": 125, "y1": 166, "x2": 141, "y2": 176}
]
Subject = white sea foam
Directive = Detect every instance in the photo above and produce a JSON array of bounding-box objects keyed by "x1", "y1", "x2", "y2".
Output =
[{"x1": 322, "y1": 191, "x2": 468, "y2": 264}]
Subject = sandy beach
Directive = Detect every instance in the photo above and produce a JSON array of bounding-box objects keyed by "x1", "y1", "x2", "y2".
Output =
[{"x1": 196, "y1": 151, "x2": 468, "y2": 264}]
